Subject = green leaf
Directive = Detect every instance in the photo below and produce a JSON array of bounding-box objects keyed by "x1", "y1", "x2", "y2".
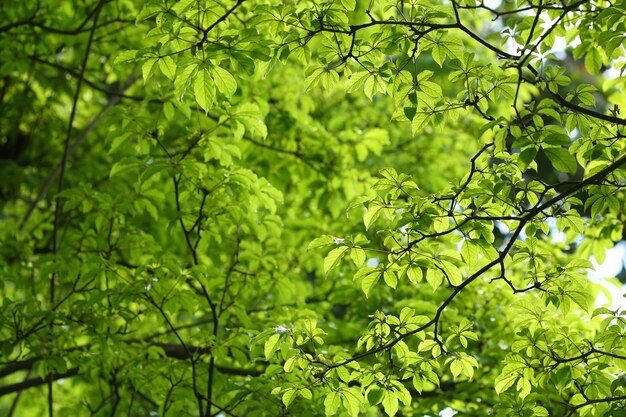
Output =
[
  {"x1": 341, "y1": 0, "x2": 356, "y2": 10},
  {"x1": 383, "y1": 269, "x2": 397, "y2": 289},
  {"x1": 413, "y1": 375, "x2": 424, "y2": 393},
  {"x1": 308, "y1": 235, "x2": 335, "y2": 251},
  {"x1": 282, "y1": 389, "x2": 297, "y2": 407},
  {"x1": 584, "y1": 160, "x2": 610, "y2": 178},
  {"x1": 380, "y1": 167, "x2": 399, "y2": 182},
  {"x1": 585, "y1": 48, "x2": 602, "y2": 74},
  {"x1": 426, "y1": 268, "x2": 442, "y2": 290},
  {"x1": 406, "y1": 266, "x2": 422, "y2": 284},
  {"x1": 430, "y1": 34, "x2": 463, "y2": 67},
  {"x1": 283, "y1": 356, "x2": 296, "y2": 372},
  {"x1": 108, "y1": 132, "x2": 131, "y2": 154},
  {"x1": 495, "y1": 372, "x2": 517, "y2": 395},
  {"x1": 171, "y1": 0, "x2": 195, "y2": 14},
  {"x1": 194, "y1": 67, "x2": 215, "y2": 113},
  {"x1": 364, "y1": 75, "x2": 387, "y2": 100},
  {"x1": 364, "y1": 205, "x2": 383, "y2": 230},
  {"x1": 391, "y1": 381, "x2": 412, "y2": 406},
  {"x1": 382, "y1": 390, "x2": 398, "y2": 417},
  {"x1": 305, "y1": 66, "x2": 339, "y2": 91},
  {"x1": 282, "y1": 388, "x2": 297, "y2": 408},
  {"x1": 361, "y1": 270, "x2": 381, "y2": 297},
  {"x1": 174, "y1": 63, "x2": 197, "y2": 101},
  {"x1": 350, "y1": 247, "x2": 366, "y2": 267},
  {"x1": 110, "y1": 158, "x2": 137, "y2": 178},
  {"x1": 113, "y1": 49, "x2": 139, "y2": 65},
  {"x1": 450, "y1": 359, "x2": 463, "y2": 377},
  {"x1": 159, "y1": 56, "x2": 176, "y2": 80},
  {"x1": 518, "y1": 147, "x2": 538, "y2": 171},
  {"x1": 264, "y1": 333, "x2": 281, "y2": 360},
  {"x1": 336, "y1": 366, "x2": 351, "y2": 382},
  {"x1": 461, "y1": 240, "x2": 478, "y2": 266},
  {"x1": 346, "y1": 71, "x2": 371, "y2": 93},
  {"x1": 231, "y1": 102, "x2": 267, "y2": 138},
  {"x1": 419, "y1": 80, "x2": 442, "y2": 97},
  {"x1": 411, "y1": 112, "x2": 430, "y2": 135},
  {"x1": 543, "y1": 147, "x2": 577, "y2": 175},
  {"x1": 543, "y1": 132, "x2": 571, "y2": 146},
  {"x1": 366, "y1": 388, "x2": 384, "y2": 406},
  {"x1": 399, "y1": 307, "x2": 414, "y2": 323},
  {"x1": 213, "y1": 65, "x2": 237, "y2": 97},
  {"x1": 438, "y1": 260, "x2": 462, "y2": 286},
  {"x1": 324, "y1": 246, "x2": 348, "y2": 275},
  {"x1": 325, "y1": 391, "x2": 341, "y2": 416},
  {"x1": 299, "y1": 388, "x2": 312, "y2": 400},
  {"x1": 342, "y1": 388, "x2": 363, "y2": 417},
  {"x1": 135, "y1": 4, "x2": 160, "y2": 22},
  {"x1": 142, "y1": 58, "x2": 157, "y2": 83}
]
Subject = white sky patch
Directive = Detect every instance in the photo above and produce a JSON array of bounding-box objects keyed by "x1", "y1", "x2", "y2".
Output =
[
  {"x1": 496, "y1": 6, "x2": 626, "y2": 311},
  {"x1": 527, "y1": 12, "x2": 626, "y2": 310},
  {"x1": 483, "y1": 0, "x2": 502, "y2": 8},
  {"x1": 589, "y1": 242, "x2": 626, "y2": 310},
  {"x1": 366, "y1": 257, "x2": 380, "y2": 267},
  {"x1": 439, "y1": 407, "x2": 457, "y2": 417},
  {"x1": 539, "y1": 219, "x2": 625, "y2": 310},
  {"x1": 606, "y1": 64, "x2": 623, "y2": 80},
  {"x1": 504, "y1": 8, "x2": 621, "y2": 82},
  {"x1": 500, "y1": 7, "x2": 584, "y2": 60},
  {"x1": 546, "y1": 218, "x2": 567, "y2": 244}
]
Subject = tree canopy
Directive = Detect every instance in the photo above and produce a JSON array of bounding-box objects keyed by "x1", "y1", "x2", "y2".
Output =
[{"x1": 1, "y1": 0, "x2": 626, "y2": 416}]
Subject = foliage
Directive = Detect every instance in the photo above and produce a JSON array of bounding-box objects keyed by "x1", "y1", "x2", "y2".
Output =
[{"x1": 1, "y1": 0, "x2": 626, "y2": 416}]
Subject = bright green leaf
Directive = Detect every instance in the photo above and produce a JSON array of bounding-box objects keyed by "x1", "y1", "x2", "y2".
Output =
[
  {"x1": 543, "y1": 147, "x2": 577, "y2": 175},
  {"x1": 159, "y1": 56, "x2": 176, "y2": 80},
  {"x1": 324, "y1": 246, "x2": 349, "y2": 275},
  {"x1": 381, "y1": 390, "x2": 398, "y2": 417},
  {"x1": 194, "y1": 67, "x2": 215, "y2": 113},
  {"x1": 213, "y1": 65, "x2": 237, "y2": 97},
  {"x1": 264, "y1": 333, "x2": 281, "y2": 360}
]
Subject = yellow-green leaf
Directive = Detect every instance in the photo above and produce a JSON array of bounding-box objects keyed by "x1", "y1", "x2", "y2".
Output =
[
  {"x1": 495, "y1": 373, "x2": 517, "y2": 395},
  {"x1": 194, "y1": 67, "x2": 215, "y2": 113},
  {"x1": 325, "y1": 391, "x2": 341, "y2": 416},
  {"x1": 406, "y1": 266, "x2": 422, "y2": 284},
  {"x1": 213, "y1": 65, "x2": 237, "y2": 97},
  {"x1": 282, "y1": 389, "x2": 297, "y2": 407},
  {"x1": 364, "y1": 205, "x2": 383, "y2": 230},
  {"x1": 174, "y1": 64, "x2": 197, "y2": 101},
  {"x1": 113, "y1": 49, "x2": 138, "y2": 65},
  {"x1": 264, "y1": 333, "x2": 281, "y2": 360},
  {"x1": 585, "y1": 48, "x2": 602, "y2": 74},
  {"x1": 299, "y1": 388, "x2": 312, "y2": 400},
  {"x1": 439, "y1": 260, "x2": 462, "y2": 286},
  {"x1": 381, "y1": 390, "x2": 398, "y2": 417},
  {"x1": 142, "y1": 58, "x2": 157, "y2": 83},
  {"x1": 307, "y1": 235, "x2": 334, "y2": 251},
  {"x1": 159, "y1": 56, "x2": 176, "y2": 80},
  {"x1": 361, "y1": 270, "x2": 380, "y2": 297},
  {"x1": 383, "y1": 269, "x2": 397, "y2": 289},
  {"x1": 426, "y1": 268, "x2": 442, "y2": 290},
  {"x1": 342, "y1": 388, "x2": 363, "y2": 417},
  {"x1": 324, "y1": 246, "x2": 348, "y2": 275},
  {"x1": 350, "y1": 247, "x2": 366, "y2": 267}
]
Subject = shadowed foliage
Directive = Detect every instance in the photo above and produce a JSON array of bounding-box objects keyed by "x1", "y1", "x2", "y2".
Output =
[{"x1": 1, "y1": 1, "x2": 626, "y2": 416}]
